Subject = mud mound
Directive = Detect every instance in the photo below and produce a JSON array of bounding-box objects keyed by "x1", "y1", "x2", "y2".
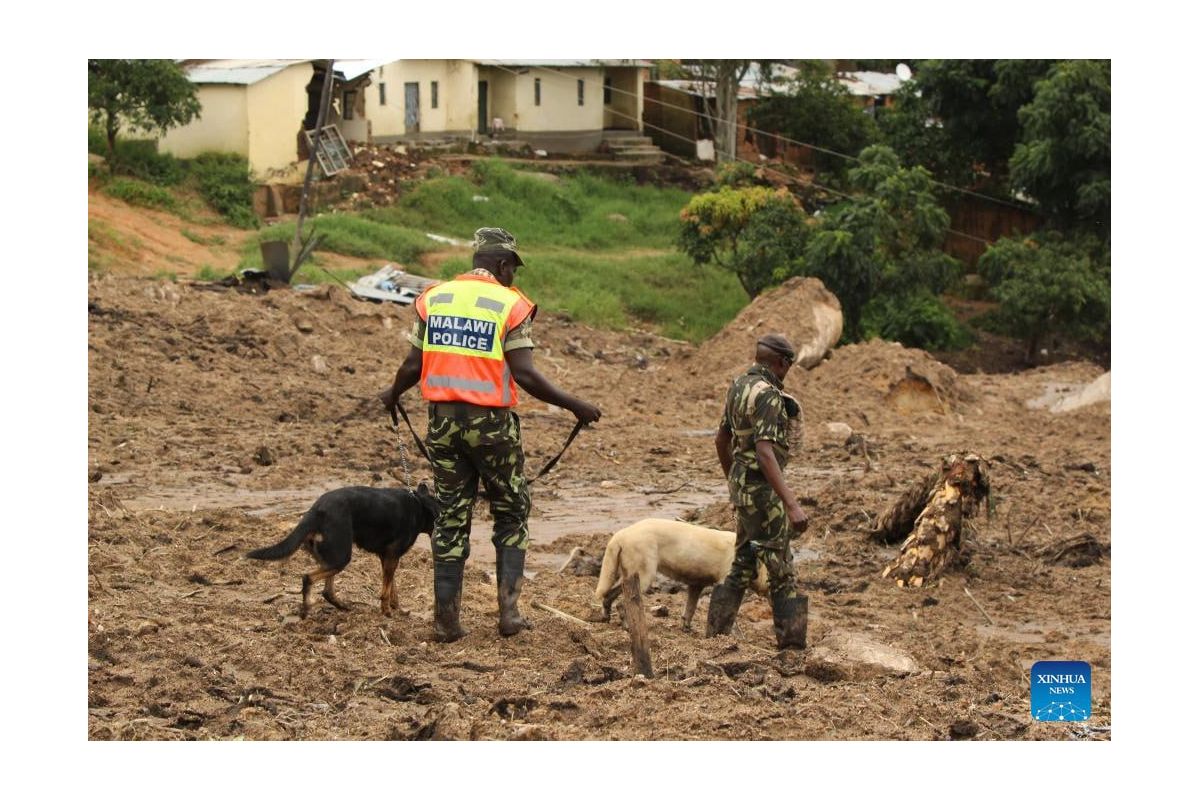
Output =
[
  {"x1": 801, "y1": 339, "x2": 968, "y2": 429},
  {"x1": 691, "y1": 277, "x2": 842, "y2": 390}
]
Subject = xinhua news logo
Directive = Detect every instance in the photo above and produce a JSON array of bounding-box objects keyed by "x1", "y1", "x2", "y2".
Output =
[{"x1": 1030, "y1": 661, "x2": 1091, "y2": 722}]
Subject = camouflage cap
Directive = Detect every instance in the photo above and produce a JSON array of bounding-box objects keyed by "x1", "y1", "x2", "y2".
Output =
[
  {"x1": 757, "y1": 333, "x2": 796, "y2": 362},
  {"x1": 472, "y1": 227, "x2": 524, "y2": 265}
]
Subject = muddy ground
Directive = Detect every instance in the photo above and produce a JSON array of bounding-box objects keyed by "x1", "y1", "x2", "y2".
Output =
[{"x1": 86, "y1": 255, "x2": 1111, "y2": 741}]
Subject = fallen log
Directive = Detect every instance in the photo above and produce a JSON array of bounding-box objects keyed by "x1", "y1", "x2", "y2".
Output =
[
  {"x1": 870, "y1": 468, "x2": 942, "y2": 544},
  {"x1": 880, "y1": 454, "x2": 992, "y2": 587}
]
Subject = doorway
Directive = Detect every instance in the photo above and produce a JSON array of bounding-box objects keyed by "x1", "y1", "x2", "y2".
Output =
[{"x1": 405, "y1": 82, "x2": 420, "y2": 133}]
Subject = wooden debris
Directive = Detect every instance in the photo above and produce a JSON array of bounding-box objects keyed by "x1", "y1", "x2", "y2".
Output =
[
  {"x1": 880, "y1": 454, "x2": 992, "y2": 587},
  {"x1": 1037, "y1": 533, "x2": 1106, "y2": 567},
  {"x1": 963, "y1": 587, "x2": 996, "y2": 625},
  {"x1": 621, "y1": 574, "x2": 654, "y2": 678},
  {"x1": 531, "y1": 601, "x2": 591, "y2": 627},
  {"x1": 870, "y1": 468, "x2": 942, "y2": 544}
]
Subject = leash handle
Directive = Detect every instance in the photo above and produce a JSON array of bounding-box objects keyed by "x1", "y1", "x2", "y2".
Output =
[{"x1": 532, "y1": 419, "x2": 586, "y2": 483}]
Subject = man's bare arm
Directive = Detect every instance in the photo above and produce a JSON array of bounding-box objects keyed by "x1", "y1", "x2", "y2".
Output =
[
  {"x1": 379, "y1": 346, "x2": 423, "y2": 410},
  {"x1": 715, "y1": 426, "x2": 733, "y2": 479},
  {"x1": 755, "y1": 440, "x2": 808, "y2": 532}
]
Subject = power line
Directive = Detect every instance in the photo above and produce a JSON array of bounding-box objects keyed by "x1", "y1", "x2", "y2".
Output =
[
  {"x1": 535, "y1": 63, "x2": 1033, "y2": 215},
  {"x1": 488, "y1": 64, "x2": 848, "y2": 199},
  {"x1": 491, "y1": 64, "x2": 993, "y2": 247}
]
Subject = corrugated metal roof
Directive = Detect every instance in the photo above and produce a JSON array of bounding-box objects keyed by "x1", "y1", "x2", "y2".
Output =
[
  {"x1": 651, "y1": 80, "x2": 762, "y2": 99},
  {"x1": 333, "y1": 59, "x2": 394, "y2": 81},
  {"x1": 651, "y1": 69, "x2": 910, "y2": 100},
  {"x1": 182, "y1": 59, "x2": 312, "y2": 85},
  {"x1": 838, "y1": 71, "x2": 906, "y2": 96},
  {"x1": 476, "y1": 59, "x2": 652, "y2": 68}
]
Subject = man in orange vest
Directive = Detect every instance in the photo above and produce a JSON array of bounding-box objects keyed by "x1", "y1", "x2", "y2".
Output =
[{"x1": 381, "y1": 228, "x2": 602, "y2": 642}]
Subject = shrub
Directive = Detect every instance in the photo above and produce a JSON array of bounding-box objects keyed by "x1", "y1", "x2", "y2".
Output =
[
  {"x1": 88, "y1": 127, "x2": 185, "y2": 184},
  {"x1": 977, "y1": 232, "x2": 1109, "y2": 362},
  {"x1": 187, "y1": 153, "x2": 258, "y2": 229},
  {"x1": 103, "y1": 178, "x2": 180, "y2": 213},
  {"x1": 861, "y1": 290, "x2": 973, "y2": 350}
]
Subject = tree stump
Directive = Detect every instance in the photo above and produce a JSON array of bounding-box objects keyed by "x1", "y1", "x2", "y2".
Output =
[
  {"x1": 621, "y1": 574, "x2": 654, "y2": 678},
  {"x1": 880, "y1": 454, "x2": 991, "y2": 587}
]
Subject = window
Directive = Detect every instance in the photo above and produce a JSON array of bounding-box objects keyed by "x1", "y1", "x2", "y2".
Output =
[
  {"x1": 342, "y1": 90, "x2": 356, "y2": 121},
  {"x1": 578, "y1": 79, "x2": 585, "y2": 106},
  {"x1": 379, "y1": 83, "x2": 386, "y2": 106},
  {"x1": 604, "y1": 77, "x2": 612, "y2": 104},
  {"x1": 534, "y1": 78, "x2": 541, "y2": 106},
  {"x1": 431, "y1": 81, "x2": 439, "y2": 109}
]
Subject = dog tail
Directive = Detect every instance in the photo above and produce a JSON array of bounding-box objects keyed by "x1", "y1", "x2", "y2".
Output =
[
  {"x1": 594, "y1": 535, "x2": 622, "y2": 602},
  {"x1": 246, "y1": 510, "x2": 317, "y2": 560}
]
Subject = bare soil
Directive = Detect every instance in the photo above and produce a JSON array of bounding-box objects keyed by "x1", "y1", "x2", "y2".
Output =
[{"x1": 87, "y1": 186, "x2": 1111, "y2": 742}]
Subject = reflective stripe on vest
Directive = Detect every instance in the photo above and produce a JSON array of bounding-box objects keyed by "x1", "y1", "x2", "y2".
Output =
[{"x1": 416, "y1": 275, "x2": 534, "y2": 407}]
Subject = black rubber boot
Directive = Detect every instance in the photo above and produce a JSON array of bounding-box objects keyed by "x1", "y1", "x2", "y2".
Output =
[
  {"x1": 496, "y1": 546, "x2": 533, "y2": 636},
  {"x1": 432, "y1": 561, "x2": 467, "y2": 643},
  {"x1": 704, "y1": 581, "x2": 746, "y2": 637},
  {"x1": 772, "y1": 594, "x2": 808, "y2": 650}
]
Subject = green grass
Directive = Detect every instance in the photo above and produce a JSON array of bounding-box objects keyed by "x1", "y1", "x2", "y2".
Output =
[
  {"x1": 102, "y1": 177, "x2": 182, "y2": 213},
  {"x1": 239, "y1": 215, "x2": 438, "y2": 272},
  {"x1": 181, "y1": 228, "x2": 228, "y2": 247},
  {"x1": 188, "y1": 152, "x2": 258, "y2": 229},
  {"x1": 89, "y1": 220, "x2": 141, "y2": 274},
  {"x1": 238, "y1": 160, "x2": 748, "y2": 341},
  {"x1": 435, "y1": 248, "x2": 745, "y2": 342},
  {"x1": 364, "y1": 160, "x2": 691, "y2": 251},
  {"x1": 196, "y1": 264, "x2": 231, "y2": 282}
]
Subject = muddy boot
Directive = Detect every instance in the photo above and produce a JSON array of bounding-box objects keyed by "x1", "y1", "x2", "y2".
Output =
[
  {"x1": 772, "y1": 594, "x2": 808, "y2": 650},
  {"x1": 496, "y1": 546, "x2": 533, "y2": 636},
  {"x1": 704, "y1": 582, "x2": 746, "y2": 637},
  {"x1": 432, "y1": 561, "x2": 467, "y2": 643}
]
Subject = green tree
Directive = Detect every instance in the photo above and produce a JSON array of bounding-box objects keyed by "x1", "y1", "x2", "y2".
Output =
[
  {"x1": 977, "y1": 232, "x2": 1110, "y2": 362},
  {"x1": 686, "y1": 60, "x2": 754, "y2": 163},
  {"x1": 749, "y1": 61, "x2": 880, "y2": 177},
  {"x1": 88, "y1": 59, "x2": 200, "y2": 167},
  {"x1": 878, "y1": 59, "x2": 1052, "y2": 192},
  {"x1": 803, "y1": 145, "x2": 960, "y2": 341},
  {"x1": 678, "y1": 185, "x2": 809, "y2": 297},
  {"x1": 1009, "y1": 60, "x2": 1111, "y2": 236}
]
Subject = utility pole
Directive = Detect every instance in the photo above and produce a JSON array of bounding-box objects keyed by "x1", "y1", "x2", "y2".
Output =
[{"x1": 289, "y1": 59, "x2": 336, "y2": 281}]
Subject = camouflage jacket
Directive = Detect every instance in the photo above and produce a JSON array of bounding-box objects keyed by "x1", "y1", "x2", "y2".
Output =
[{"x1": 719, "y1": 363, "x2": 801, "y2": 487}]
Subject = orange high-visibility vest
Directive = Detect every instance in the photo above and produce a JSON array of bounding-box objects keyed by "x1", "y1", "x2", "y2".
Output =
[{"x1": 415, "y1": 274, "x2": 536, "y2": 407}]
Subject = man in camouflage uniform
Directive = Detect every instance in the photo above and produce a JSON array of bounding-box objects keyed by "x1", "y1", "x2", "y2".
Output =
[
  {"x1": 381, "y1": 228, "x2": 602, "y2": 642},
  {"x1": 706, "y1": 333, "x2": 810, "y2": 649}
]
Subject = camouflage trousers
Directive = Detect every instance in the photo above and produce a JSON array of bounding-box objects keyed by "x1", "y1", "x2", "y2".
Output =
[
  {"x1": 725, "y1": 480, "x2": 797, "y2": 601},
  {"x1": 426, "y1": 404, "x2": 530, "y2": 564}
]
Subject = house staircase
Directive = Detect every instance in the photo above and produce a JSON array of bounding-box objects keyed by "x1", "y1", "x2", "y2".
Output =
[{"x1": 600, "y1": 130, "x2": 665, "y2": 164}]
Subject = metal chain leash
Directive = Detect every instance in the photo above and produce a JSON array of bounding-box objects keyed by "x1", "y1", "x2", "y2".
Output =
[{"x1": 392, "y1": 422, "x2": 412, "y2": 488}]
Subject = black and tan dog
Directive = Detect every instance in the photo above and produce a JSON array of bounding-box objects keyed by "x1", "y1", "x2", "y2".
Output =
[{"x1": 247, "y1": 484, "x2": 438, "y2": 619}]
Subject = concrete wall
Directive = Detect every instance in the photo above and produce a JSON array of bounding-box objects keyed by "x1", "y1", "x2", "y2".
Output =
[
  {"x1": 367, "y1": 60, "x2": 479, "y2": 137},
  {"x1": 603, "y1": 67, "x2": 643, "y2": 131},
  {"x1": 245, "y1": 65, "x2": 313, "y2": 178},
  {"x1": 157, "y1": 63, "x2": 315, "y2": 179},
  {"x1": 511, "y1": 67, "x2": 604, "y2": 133},
  {"x1": 158, "y1": 84, "x2": 249, "y2": 162}
]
